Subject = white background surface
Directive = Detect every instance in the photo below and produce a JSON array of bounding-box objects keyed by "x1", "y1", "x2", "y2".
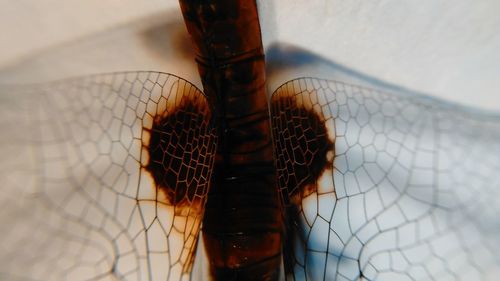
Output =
[{"x1": 0, "y1": 0, "x2": 499, "y2": 110}]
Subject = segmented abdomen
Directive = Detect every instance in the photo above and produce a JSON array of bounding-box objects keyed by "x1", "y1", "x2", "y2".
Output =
[{"x1": 178, "y1": 0, "x2": 282, "y2": 279}]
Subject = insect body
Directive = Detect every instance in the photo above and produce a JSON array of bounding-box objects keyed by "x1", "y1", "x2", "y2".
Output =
[
  {"x1": 1, "y1": 1, "x2": 500, "y2": 281},
  {"x1": 177, "y1": 1, "x2": 336, "y2": 279},
  {"x1": 178, "y1": 0, "x2": 282, "y2": 279}
]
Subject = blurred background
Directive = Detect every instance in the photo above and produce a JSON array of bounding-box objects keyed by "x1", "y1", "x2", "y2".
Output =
[
  {"x1": 0, "y1": 0, "x2": 499, "y2": 110},
  {"x1": 0, "y1": 1, "x2": 499, "y2": 280}
]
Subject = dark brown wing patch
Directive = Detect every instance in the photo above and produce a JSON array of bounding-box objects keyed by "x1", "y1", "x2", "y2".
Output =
[
  {"x1": 144, "y1": 94, "x2": 216, "y2": 214},
  {"x1": 271, "y1": 81, "x2": 335, "y2": 205}
]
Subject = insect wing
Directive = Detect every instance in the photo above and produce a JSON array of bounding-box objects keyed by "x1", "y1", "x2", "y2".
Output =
[
  {"x1": 270, "y1": 77, "x2": 500, "y2": 280},
  {"x1": 0, "y1": 72, "x2": 217, "y2": 281}
]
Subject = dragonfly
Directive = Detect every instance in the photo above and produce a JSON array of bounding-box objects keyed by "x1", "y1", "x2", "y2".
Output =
[{"x1": 1, "y1": 1, "x2": 499, "y2": 281}]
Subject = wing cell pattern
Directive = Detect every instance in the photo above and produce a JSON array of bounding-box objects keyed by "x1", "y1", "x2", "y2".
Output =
[
  {"x1": 271, "y1": 78, "x2": 500, "y2": 281},
  {"x1": 0, "y1": 72, "x2": 216, "y2": 281}
]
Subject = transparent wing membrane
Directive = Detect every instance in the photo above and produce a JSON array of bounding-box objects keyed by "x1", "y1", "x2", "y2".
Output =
[
  {"x1": 0, "y1": 72, "x2": 217, "y2": 281},
  {"x1": 1, "y1": 73, "x2": 500, "y2": 281},
  {"x1": 271, "y1": 78, "x2": 500, "y2": 281}
]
